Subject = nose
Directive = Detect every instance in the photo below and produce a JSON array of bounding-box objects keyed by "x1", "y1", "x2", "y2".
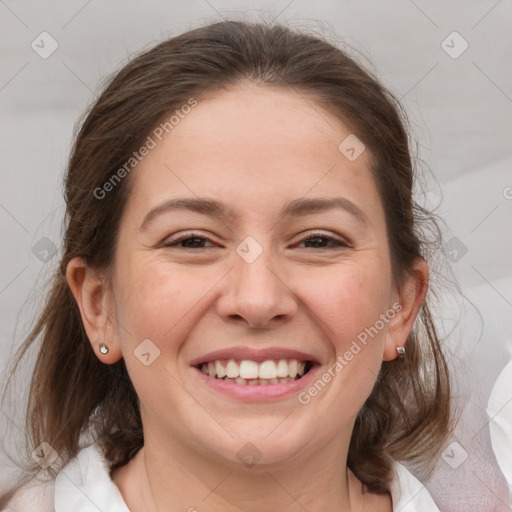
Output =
[{"x1": 215, "y1": 244, "x2": 298, "y2": 329}]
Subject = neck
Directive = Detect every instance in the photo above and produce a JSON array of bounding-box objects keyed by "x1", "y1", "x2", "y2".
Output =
[{"x1": 115, "y1": 428, "x2": 360, "y2": 512}]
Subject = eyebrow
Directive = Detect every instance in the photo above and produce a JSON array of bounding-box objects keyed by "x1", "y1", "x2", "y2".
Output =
[{"x1": 139, "y1": 196, "x2": 368, "y2": 231}]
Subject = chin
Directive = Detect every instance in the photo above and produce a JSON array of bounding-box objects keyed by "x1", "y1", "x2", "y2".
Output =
[{"x1": 196, "y1": 420, "x2": 315, "y2": 471}]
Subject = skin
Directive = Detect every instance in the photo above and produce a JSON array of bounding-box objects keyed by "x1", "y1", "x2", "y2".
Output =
[{"x1": 67, "y1": 82, "x2": 428, "y2": 511}]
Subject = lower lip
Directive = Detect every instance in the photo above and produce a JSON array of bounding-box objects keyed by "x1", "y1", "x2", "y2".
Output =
[{"x1": 192, "y1": 364, "x2": 321, "y2": 402}]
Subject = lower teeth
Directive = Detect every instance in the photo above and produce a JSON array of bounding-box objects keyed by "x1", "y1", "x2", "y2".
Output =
[{"x1": 216, "y1": 376, "x2": 299, "y2": 385}]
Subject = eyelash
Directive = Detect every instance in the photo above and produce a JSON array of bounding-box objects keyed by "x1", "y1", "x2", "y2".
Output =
[{"x1": 163, "y1": 231, "x2": 350, "y2": 250}]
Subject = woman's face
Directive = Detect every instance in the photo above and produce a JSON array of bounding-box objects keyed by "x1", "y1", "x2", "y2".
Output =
[{"x1": 102, "y1": 84, "x2": 413, "y2": 468}]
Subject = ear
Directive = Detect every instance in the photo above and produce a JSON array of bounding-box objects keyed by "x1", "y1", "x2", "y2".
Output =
[
  {"x1": 66, "y1": 257, "x2": 122, "y2": 364},
  {"x1": 383, "y1": 257, "x2": 429, "y2": 362}
]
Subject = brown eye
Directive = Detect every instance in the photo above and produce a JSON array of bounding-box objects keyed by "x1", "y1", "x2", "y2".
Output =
[
  {"x1": 296, "y1": 232, "x2": 349, "y2": 249},
  {"x1": 163, "y1": 232, "x2": 218, "y2": 248}
]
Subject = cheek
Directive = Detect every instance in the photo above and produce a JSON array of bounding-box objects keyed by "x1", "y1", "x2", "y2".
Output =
[
  {"x1": 296, "y1": 258, "x2": 392, "y2": 414},
  {"x1": 111, "y1": 260, "x2": 211, "y2": 415},
  {"x1": 112, "y1": 257, "x2": 219, "y2": 353},
  {"x1": 294, "y1": 254, "x2": 394, "y2": 416},
  {"x1": 301, "y1": 258, "x2": 392, "y2": 350}
]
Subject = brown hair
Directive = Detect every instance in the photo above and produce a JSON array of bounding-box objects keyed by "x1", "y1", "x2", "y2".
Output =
[{"x1": 1, "y1": 18, "x2": 451, "y2": 503}]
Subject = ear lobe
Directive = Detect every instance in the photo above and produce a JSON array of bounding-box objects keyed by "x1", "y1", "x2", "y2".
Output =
[
  {"x1": 66, "y1": 257, "x2": 122, "y2": 364},
  {"x1": 383, "y1": 258, "x2": 429, "y2": 362}
]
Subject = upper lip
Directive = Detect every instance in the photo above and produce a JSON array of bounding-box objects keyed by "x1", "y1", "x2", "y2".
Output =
[{"x1": 190, "y1": 346, "x2": 320, "y2": 366}]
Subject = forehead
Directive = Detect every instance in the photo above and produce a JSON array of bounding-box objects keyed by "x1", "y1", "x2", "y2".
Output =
[
  {"x1": 124, "y1": 84, "x2": 382, "y2": 225},
  {"x1": 167, "y1": 83, "x2": 354, "y2": 162}
]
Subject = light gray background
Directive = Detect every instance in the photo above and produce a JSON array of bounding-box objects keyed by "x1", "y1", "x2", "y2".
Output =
[{"x1": 1, "y1": 0, "x2": 511, "y2": 505}]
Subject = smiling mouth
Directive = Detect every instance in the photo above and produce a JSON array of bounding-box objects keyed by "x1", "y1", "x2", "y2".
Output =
[{"x1": 196, "y1": 359, "x2": 313, "y2": 385}]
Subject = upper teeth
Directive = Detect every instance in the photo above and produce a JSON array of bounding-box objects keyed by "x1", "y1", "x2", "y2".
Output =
[{"x1": 201, "y1": 359, "x2": 306, "y2": 380}]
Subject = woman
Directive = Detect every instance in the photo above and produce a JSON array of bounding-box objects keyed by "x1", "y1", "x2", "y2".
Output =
[{"x1": 1, "y1": 19, "x2": 452, "y2": 510}]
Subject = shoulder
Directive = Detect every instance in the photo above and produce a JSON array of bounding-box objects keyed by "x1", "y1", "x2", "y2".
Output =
[
  {"x1": 52, "y1": 441, "x2": 130, "y2": 511},
  {"x1": 4, "y1": 440, "x2": 129, "y2": 512},
  {"x1": 390, "y1": 461, "x2": 440, "y2": 512},
  {"x1": 3, "y1": 477, "x2": 55, "y2": 512}
]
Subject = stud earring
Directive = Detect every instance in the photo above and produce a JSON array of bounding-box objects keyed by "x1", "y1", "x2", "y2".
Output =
[
  {"x1": 99, "y1": 343, "x2": 109, "y2": 355},
  {"x1": 396, "y1": 346, "x2": 406, "y2": 359}
]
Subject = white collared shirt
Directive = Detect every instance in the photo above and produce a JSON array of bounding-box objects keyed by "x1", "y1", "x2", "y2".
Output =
[{"x1": 5, "y1": 440, "x2": 440, "y2": 511}]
